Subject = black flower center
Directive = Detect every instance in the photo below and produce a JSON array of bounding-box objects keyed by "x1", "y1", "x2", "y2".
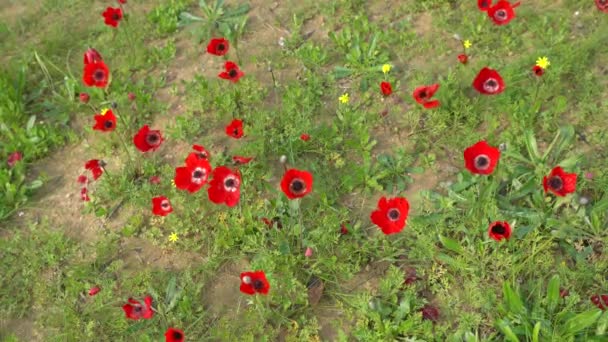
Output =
[
  {"x1": 217, "y1": 43, "x2": 225, "y2": 51},
  {"x1": 387, "y1": 208, "x2": 400, "y2": 221},
  {"x1": 225, "y1": 178, "x2": 235, "y2": 188},
  {"x1": 161, "y1": 201, "x2": 170, "y2": 209},
  {"x1": 290, "y1": 179, "x2": 305, "y2": 193},
  {"x1": 491, "y1": 224, "x2": 506, "y2": 235},
  {"x1": 549, "y1": 176, "x2": 563, "y2": 190},
  {"x1": 480, "y1": 0, "x2": 489, "y2": 7},
  {"x1": 253, "y1": 279, "x2": 264, "y2": 290},
  {"x1": 483, "y1": 78, "x2": 499, "y2": 92},
  {"x1": 173, "y1": 331, "x2": 183, "y2": 340},
  {"x1": 104, "y1": 120, "x2": 114, "y2": 128},
  {"x1": 198, "y1": 152, "x2": 208, "y2": 159},
  {"x1": 134, "y1": 305, "x2": 142, "y2": 313},
  {"x1": 534, "y1": 67, "x2": 543, "y2": 75},
  {"x1": 93, "y1": 70, "x2": 106, "y2": 81},
  {"x1": 193, "y1": 170, "x2": 204, "y2": 179},
  {"x1": 112, "y1": 13, "x2": 120, "y2": 20},
  {"x1": 474, "y1": 154, "x2": 490, "y2": 170},
  {"x1": 233, "y1": 128, "x2": 240, "y2": 136},
  {"x1": 495, "y1": 9, "x2": 507, "y2": 20},
  {"x1": 419, "y1": 90, "x2": 427, "y2": 99},
  {"x1": 146, "y1": 132, "x2": 160, "y2": 146},
  {"x1": 228, "y1": 69, "x2": 238, "y2": 78}
]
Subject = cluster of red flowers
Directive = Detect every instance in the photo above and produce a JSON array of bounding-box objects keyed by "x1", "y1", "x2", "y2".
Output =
[{"x1": 78, "y1": 159, "x2": 106, "y2": 201}]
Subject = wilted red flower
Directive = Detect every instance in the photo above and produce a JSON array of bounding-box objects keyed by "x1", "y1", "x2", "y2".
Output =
[
  {"x1": 93, "y1": 109, "x2": 117, "y2": 132},
  {"x1": 174, "y1": 153, "x2": 212, "y2": 193},
  {"x1": 380, "y1": 81, "x2": 392, "y2": 96},
  {"x1": 122, "y1": 296, "x2": 154, "y2": 320},
  {"x1": 280, "y1": 169, "x2": 313, "y2": 199},
  {"x1": 85, "y1": 159, "x2": 105, "y2": 180},
  {"x1": 421, "y1": 305, "x2": 440, "y2": 322},
  {"x1": 225, "y1": 119, "x2": 244, "y2": 139},
  {"x1": 478, "y1": 0, "x2": 492, "y2": 10},
  {"x1": 262, "y1": 217, "x2": 283, "y2": 229},
  {"x1": 77, "y1": 175, "x2": 88, "y2": 184},
  {"x1": 487, "y1": 1, "x2": 519, "y2": 26},
  {"x1": 128, "y1": 92, "x2": 136, "y2": 101},
  {"x1": 102, "y1": 7, "x2": 123, "y2": 27},
  {"x1": 458, "y1": 54, "x2": 468, "y2": 64},
  {"x1": 591, "y1": 295, "x2": 608, "y2": 310},
  {"x1": 404, "y1": 268, "x2": 417, "y2": 285},
  {"x1": 233, "y1": 156, "x2": 253, "y2": 164},
  {"x1": 240, "y1": 271, "x2": 270, "y2": 295},
  {"x1": 597, "y1": 0, "x2": 608, "y2": 13},
  {"x1": 472, "y1": 67, "x2": 505, "y2": 95},
  {"x1": 207, "y1": 38, "x2": 230, "y2": 56},
  {"x1": 83, "y1": 61, "x2": 110, "y2": 88},
  {"x1": 543, "y1": 166, "x2": 577, "y2": 197},
  {"x1": 412, "y1": 84, "x2": 440, "y2": 109},
  {"x1": 149, "y1": 176, "x2": 161, "y2": 184},
  {"x1": 7, "y1": 151, "x2": 22, "y2": 168},
  {"x1": 218, "y1": 61, "x2": 244, "y2": 83},
  {"x1": 207, "y1": 166, "x2": 241, "y2": 207},
  {"x1": 152, "y1": 196, "x2": 173, "y2": 216},
  {"x1": 133, "y1": 125, "x2": 163, "y2": 152},
  {"x1": 165, "y1": 328, "x2": 185, "y2": 342},
  {"x1": 463, "y1": 140, "x2": 501, "y2": 175},
  {"x1": 370, "y1": 196, "x2": 410, "y2": 235},
  {"x1": 80, "y1": 187, "x2": 90, "y2": 201},
  {"x1": 560, "y1": 288, "x2": 569, "y2": 298},
  {"x1": 532, "y1": 65, "x2": 544, "y2": 76},
  {"x1": 83, "y1": 48, "x2": 103, "y2": 65},
  {"x1": 192, "y1": 144, "x2": 210, "y2": 160},
  {"x1": 88, "y1": 286, "x2": 101, "y2": 296},
  {"x1": 118, "y1": 0, "x2": 127, "y2": 4},
  {"x1": 340, "y1": 223, "x2": 348, "y2": 235},
  {"x1": 79, "y1": 93, "x2": 90, "y2": 103},
  {"x1": 488, "y1": 221, "x2": 512, "y2": 241},
  {"x1": 300, "y1": 133, "x2": 310, "y2": 141}
]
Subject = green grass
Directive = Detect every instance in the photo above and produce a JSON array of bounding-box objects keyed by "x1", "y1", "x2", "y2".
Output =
[{"x1": 1, "y1": 0, "x2": 608, "y2": 341}]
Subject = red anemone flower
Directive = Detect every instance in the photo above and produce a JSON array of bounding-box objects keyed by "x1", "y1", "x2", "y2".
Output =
[
  {"x1": 478, "y1": 0, "x2": 492, "y2": 10},
  {"x1": 472, "y1": 67, "x2": 505, "y2": 95},
  {"x1": 280, "y1": 169, "x2": 313, "y2": 199},
  {"x1": 88, "y1": 286, "x2": 101, "y2": 296},
  {"x1": 174, "y1": 153, "x2": 212, "y2": 193},
  {"x1": 83, "y1": 48, "x2": 103, "y2": 65},
  {"x1": 532, "y1": 65, "x2": 544, "y2": 77},
  {"x1": 240, "y1": 271, "x2": 270, "y2": 295},
  {"x1": 340, "y1": 223, "x2": 348, "y2": 235},
  {"x1": 152, "y1": 196, "x2": 173, "y2": 216},
  {"x1": 463, "y1": 140, "x2": 501, "y2": 175},
  {"x1": 92, "y1": 109, "x2": 117, "y2": 132},
  {"x1": 370, "y1": 196, "x2": 410, "y2": 235},
  {"x1": 83, "y1": 61, "x2": 110, "y2": 88},
  {"x1": 118, "y1": 0, "x2": 127, "y2": 4},
  {"x1": 77, "y1": 175, "x2": 88, "y2": 184},
  {"x1": 207, "y1": 38, "x2": 230, "y2": 56},
  {"x1": 488, "y1": 221, "x2": 512, "y2": 241},
  {"x1": 591, "y1": 295, "x2": 608, "y2": 310},
  {"x1": 597, "y1": 0, "x2": 608, "y2": 13},
  {"x1": 102, "y1": 7, "x2": 123, "y2": 27},
  {"x1": 165, "y1": 328, "x2": 185, "y2": 342},
  {"x1": 487, "y1": 1, "x2": 519, "y2": 26},
  {"x1": 412, "y1": 84, "x2": 440, "y2": 109},
  {"x1": 458, "y1": 54, "x2": 468, "y2": 64},
  {"x1": 421, "y1": 305, "x2": 440, "y2": 322},
  {"x1": 85, "y1": 159, "x2": 105, "y2": 180},
  {"x1": 133, "y1": 125, "x2": 163, "y2": 152},
  {"x1": 80, "y1": 187, "x2": 90, "y2": 201},
  {"x1": 233, "y1": 156, "x2": 253, "y2": 164},
  {"x1": 79, "y1": 92, "x2": 90, "y2": 103},
  {"x1": 218, "y1": 61, "x2": 244, "y2": 83},
  {"x1": 192, "y1": 144, "x2": 210, "y2": 160},
  {"x1": 7, "y1": 151, "x2": 22, "y2": 168},
  {"x1": 207, "y1": 166, "x2": 241, "y2": 207},
  {"x1": 300, "y1": 133, "x2": 310, "y2": 141},
  {"x1": 380, "y1": 81, "x2": 392, "y2": 96},
  {"x1": 225, "y1": 119, "x2": 244, "y2": 139},
  {"x1": 122, "y1": 296, "x2": 154, "y2": 320},
  {"x1": 543, "y1": 167, "x2": 577, "y2": 197}
]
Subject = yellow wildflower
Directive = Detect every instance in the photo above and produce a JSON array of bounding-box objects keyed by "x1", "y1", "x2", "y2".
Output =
[
  {"x1": 536, "y1": 56, "x2": 550, "y2": 69},
  {"x1": 339, "y1": 93, "x2": 349, "y2": 104},
  {"x1": 463, "y1": 40, "x2": 472, "y2": 49},
  {"x1": 170, "y1": 179, "x2": 177, "y2": 188},
  {"x1": 169, "y1": 232, "x2": 179, "y2": 243},
  {"x1": 100, "y1": 108, "x2": 110, "y2": 116},
  {"x1": 381, "y1": 64, "x2": 391, "y2": 74}
]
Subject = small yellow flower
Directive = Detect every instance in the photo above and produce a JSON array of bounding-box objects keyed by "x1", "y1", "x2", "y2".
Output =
[
  {"x1": 169, "y1": 232, "x2": 179, "y2": 243},
  {"x1": 536, "y1": 56, "x2": 550, "y2": 69},
  {"x1": 339, "y1": 93, "x2": 349, "y2": 104},
  {"x1": 170, "y1": 179, "x2": 176, "y2": 188},
  {"x1": 100, "y1": 108, "x2": 110, "y2": 116},
  {"x1": 463, "y1": 40, "x2": 472, "y2": 49},
  {"x1": 381, "y1": 64, "x2": 391, "y2": 74}
]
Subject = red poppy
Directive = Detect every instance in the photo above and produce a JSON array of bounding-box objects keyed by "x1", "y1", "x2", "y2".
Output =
[
  {"x1": 225, "y1": 119, "x2": 244, "y2": 139},
  {"x1": 79, "y1": 92, "x2": 90, "y2": 103},
  {"x1": 421, "y1": 305, "x2": 440, "y2": 322},
  {"x1": 591, "y1": 295, "x2": 608, "y2": 310},
  {"x1": 207, "y1": 166, "x2": 241, "y2": 207},
  {"x1": 192, "y1": 144, "x2": 210, "y2": 160},
  {"x1": 83, "y1": 48, "x2": 103, "y2": 65},
  {"x1": 240, "y1": 271, "x2": 270, "y2": 295},
  {"x1": 458, "y1": 54, "x2": 468, "y2": 64},
  {"x1": 233, "y1": 156, "x2": 253, "y2": 164},
  {"x1": 83, "y1": 61, "x2": 110, "y2": 88},
  {"x1": 80, "y1": 187, "x2": 90, "y2": 201},
  {"x1": 597, "y1": 0, "x2": 608, "y2": 13},
  {"x1": 85, "y1": 159, "x2": 105, "y2": 180},
  {"x1": 478, "y1": 0, "x2": 492, "y2": 10},
  {"x1": 412, "y1": 84, "x2": 440, "y2": 109},
  {"x1": 88, "y1": 286, "x2": 101, "y2": 296},
  {"x1": 218, "y1": 61, "x2": 244, "y2": 83},
  {"x1": 300, "y1": 133, "x2": 310, "y2": 141},
  {"x1": 472, "y1": 67, "x2": 505, "y2": 95},
  {"x1": 280, "y1": 169, "x2": 313, "y2": 199},
  {"x1": 7, "y1": 151, "x2": 22, "y2": 168},
  {"x1": 370, "y1": 196, "x2": 410, "y2": 235},
  {"x1": 102, "y1": 7, "x2": 123, "y2": 27},
  {"x1": 380, "y1": 81, "x2": 392, "y2": 96},
  {"x1": 340, "y1": 223, "x2": 348, "y2": 235},
  {"x1": 152, "y1": 196, "x2": 173, "y2": 216},
  {"x1": 174, "y1": 153, "x2": 212, "y2": 193},
  {"x1": 487, "y1": 1, "x2": 518, "y2": 26},
  {"x1": 165, "y1": 328, "x2": 185, "y2": 342},
  {"x1": 543, "y1": 166, "x2": 577, "y2": 197},
  {"x1": 207, "y1": 38, "x2": 230, "y2": 56},
  {"x1": 92, "y1": 109, "x2": 117, "y2": 132},
  {"x1": 122, "y1": 296, "x2": 154, "y2": 320},
  {"x1": 488, "y1": 221, "x2": 512, "y2": 241},
  {"x1": 77, "y1": 175, "x2": 88, "y2": 184},
  {"x1": 532, "y1": 65, "x2": 544, "y2": 76},
  {"x1": 133, "y1": 125, "x2": 163, "y2": 152},
  {"x1": 463, "y1": 140, "x2": 501, "y2": 175}
]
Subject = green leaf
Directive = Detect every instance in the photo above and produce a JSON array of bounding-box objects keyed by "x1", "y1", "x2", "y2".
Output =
[
  {"x1": 26, "y1": 115, "x2": 36, "y2": 132},
  {"x1": 596, "y1": 312, "x2": 608, "y2": 336},
  {"x1": 561, "y1": 309, "x2": 602, "y2": 336},
  {"x1": 497, "y1": 320, "x2": 520, "y2": 342},
  {"x1": 546, "y1": 275, "x2": 560, "y2": 313},
  {"x1": 503, "y1": 282, "x2": 526, "y2": 315},
  {"x1": 532, "y1": 321, "x2": 541, "y2": 342},
  {"x1": 524, "y1": 130, "x2": 540, "y2": 161},
  {"x1": 438, "y1": 235, "x2": 464, "y2": 254},
  {"x1": 333, "y1": 66, "x2": 353, "y2": 79}
]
